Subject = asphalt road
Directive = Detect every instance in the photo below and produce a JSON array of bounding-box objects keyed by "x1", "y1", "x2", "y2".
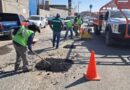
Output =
[{"x1": 0, "y1": 26, "x2": 130, "y2": 90}]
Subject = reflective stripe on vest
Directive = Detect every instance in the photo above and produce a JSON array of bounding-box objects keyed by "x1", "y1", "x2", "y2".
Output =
[{"x1": 13, "y1": 26, "x2": 34, "y2": 47}]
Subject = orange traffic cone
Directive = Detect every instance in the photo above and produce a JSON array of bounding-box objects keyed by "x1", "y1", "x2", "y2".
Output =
[{"x1": 84, "y1": 50, "x2": 100, "y2": 81}]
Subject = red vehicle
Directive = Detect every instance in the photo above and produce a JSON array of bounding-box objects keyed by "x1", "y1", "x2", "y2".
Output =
[{"x1": 93, "y1": 0, "x2": 130, "y2": 45}]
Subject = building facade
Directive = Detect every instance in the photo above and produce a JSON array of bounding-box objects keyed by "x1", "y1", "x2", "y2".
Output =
[{"x1": 0, "y1": 0, "x2": 29, "y2": 18}]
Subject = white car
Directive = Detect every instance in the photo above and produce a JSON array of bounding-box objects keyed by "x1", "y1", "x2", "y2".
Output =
[
  {"x1": 29, "y1": 15, "x2": 47, "y2": 29},
  {"x1": 83, "y1": 16, "x2": 94, "y2": 26},
  {"x1": 82, "y1": 20, "x2": 94, "y2": 33},
  {"x1": 66, "y1": 16, "x2": 75, "y2": 24}
]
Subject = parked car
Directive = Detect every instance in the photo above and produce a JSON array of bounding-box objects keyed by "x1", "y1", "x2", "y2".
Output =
[
  {"x1": 66, "y1": 16, "x2": 75, "y2": 24},
  {"x1": 0, "y1": 13, "x2": 28, "y2": 39},
  {"x1": 83, "y1": 16, "x2": 94, "y2": 26},
  {"x1": 29, "y1": 15, "x2": 47, "y2": 29},
  {"x1": 44, "y1": 17, "x2": 48, "y2": 26}
]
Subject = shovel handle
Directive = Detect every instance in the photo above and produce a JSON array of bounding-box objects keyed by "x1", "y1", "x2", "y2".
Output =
[{"x1": 32, "y1": 51, "x2": 45, "y2": 60}]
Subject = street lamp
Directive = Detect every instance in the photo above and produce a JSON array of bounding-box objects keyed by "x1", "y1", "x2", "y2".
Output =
[
  {"x1": 68, "y1": 0, "x2": 72, "y2": 16},
  {"x1": 89, "y1": 4, "x2": 93, "y2": 17}
]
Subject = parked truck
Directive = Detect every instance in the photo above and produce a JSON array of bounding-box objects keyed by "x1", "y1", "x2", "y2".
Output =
[
  {"x1": 0, "y1": 13, "x2": 28, "y2": 39},
  {"x1": 93, "y1": 0, "x2": 130, "y2": 45}
]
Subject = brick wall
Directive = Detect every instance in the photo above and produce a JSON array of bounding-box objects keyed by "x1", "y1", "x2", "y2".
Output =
[{"x1": 2, "y1": 0, "x2": 29, "y2": 18}]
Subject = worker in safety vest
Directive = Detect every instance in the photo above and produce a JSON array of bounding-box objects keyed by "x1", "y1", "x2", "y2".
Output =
[
  {"x1": 64, "y1": 19, "x2": 73, "y2": 39},
  {"x1": 12, "y1": 25, "x2": 35, "y2": 72},
  {"x1": 74, "y1": 14, "x2": 83, "y2": 36},
  {"x1": 76, "y1": 15, "x2": 82, "y2": 29}
]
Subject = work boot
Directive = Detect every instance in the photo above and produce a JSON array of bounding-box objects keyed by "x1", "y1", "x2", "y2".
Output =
[
  {"x1": 52, "y1": 43, "x2": 55, "y2": 47},
  {"x1": 56, "y1": 44, "x2": 59, "y2": 49},
  {"x1": 22, "y1": 66, "x2": 30, "y2": 72},
  {"x1": 14, "y1": 64, "x2": 20, "y2": 71}
]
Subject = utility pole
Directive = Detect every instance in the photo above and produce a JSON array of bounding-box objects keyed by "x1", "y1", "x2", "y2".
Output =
[
  {"x1": 78, "y1": 0, "x2": 81, "y2": 13},
  {"x1": 68, "y1": 0, "x2": 72, "y2": 16},
  {"x1": 37, "y1": 0, "x2": 39, "y2": 15},
  {"x1": 42, "y1": 0, "x2": 44, "y2": 9}
]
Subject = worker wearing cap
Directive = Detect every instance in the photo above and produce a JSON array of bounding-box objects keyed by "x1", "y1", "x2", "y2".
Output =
[
  {"x1": 64, "y1": 19, "x2": 73, "y2": 39},
  {"x1": 12, "y1": 25, "x2": 35, "y2": 72},
  {"x1": 49, "y1": 14, "x2": 63, "y2": 49}
]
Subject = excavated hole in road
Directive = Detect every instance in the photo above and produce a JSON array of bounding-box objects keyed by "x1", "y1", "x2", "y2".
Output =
[
  {"x1": 63, "y1": 45, "x2": 76, "y2": 49},
  {"x1": 35, "y1": 58, "x2": 74, "y2": 72}
]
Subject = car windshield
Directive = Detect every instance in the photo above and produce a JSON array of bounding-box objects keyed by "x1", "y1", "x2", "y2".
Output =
[
  {"x1": 110, "y1": 10, "x2": 130, "y2": 18},
  {"x1": 66, "y1": 17, "x2": 75, "y2": 20},
  {"x1": 29, "y1": 16, "x2": 40, "y2": 20},
  {"x1": 0, "y1": 14, "x2": 19, "y2": 21},
  {"x1": 83, "y1": 21, "x2": 88, "y2": 23}
]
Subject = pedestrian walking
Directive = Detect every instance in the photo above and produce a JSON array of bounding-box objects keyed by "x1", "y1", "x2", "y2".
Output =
[
  {"x1": 64, "y1": 20, "x2": 73, "y2": 39},
  {"x1": 12, "y1": 25, "x2": 36, "y2": 72},
  {"x1": 49, "y1": 13, "x2": 63, "y2": 49}
]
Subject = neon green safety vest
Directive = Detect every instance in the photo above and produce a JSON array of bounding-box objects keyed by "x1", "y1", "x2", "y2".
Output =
[
  {"x1": 13, "y1": 26, "x2": 34, "y2": 47},
  {"x1": 77, "y1": 17, "x2": 82, "y2": 25},
  {"x1": 66, "y1": 20, "x2": 73, "y2": 28}
]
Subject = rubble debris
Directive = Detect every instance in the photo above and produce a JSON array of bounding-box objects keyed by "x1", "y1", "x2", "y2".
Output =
[{"x1": 35, "y1": 58, "x2": 74, "y2": 72}]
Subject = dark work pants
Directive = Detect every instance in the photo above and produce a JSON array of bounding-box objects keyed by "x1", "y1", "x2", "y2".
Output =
[
  {"x1": 64, "y1": 27, "x2": 73, "y2": 39},
  {"x1": 73, "y1": 24, "x2": 79, "y2": 36},
  {"x1": 13, "y1": 43, "x2": 28, "y2": 70},
  {"x1": 53, "y1": 31, "x2": 61, "y2": 48}
]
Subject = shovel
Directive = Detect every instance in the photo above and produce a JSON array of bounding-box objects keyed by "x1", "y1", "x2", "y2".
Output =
[{"x1": 31, "y1": 51, "x2": 51, "y2": 68}]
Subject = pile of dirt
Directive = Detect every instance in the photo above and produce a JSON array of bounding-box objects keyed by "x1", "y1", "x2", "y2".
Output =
[{"x1": 35, "y1": 58, "x2": 74, "y2": 72}]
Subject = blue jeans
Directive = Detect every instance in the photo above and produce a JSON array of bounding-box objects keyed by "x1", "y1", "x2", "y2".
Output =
[
  {"x1": 64, "y1": 28, "x2": 73, "y2": 39},
  {"x1": 53, "y1": 31, "x2": 61, "y2": 48}
]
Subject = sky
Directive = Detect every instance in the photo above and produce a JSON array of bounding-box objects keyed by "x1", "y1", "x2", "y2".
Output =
[
  {"x1": 30, "y1": 0, "x2": 112, "y2": 15},
  {"x1": 51, "y1": 0, "x2": 111, "y2": 12}
]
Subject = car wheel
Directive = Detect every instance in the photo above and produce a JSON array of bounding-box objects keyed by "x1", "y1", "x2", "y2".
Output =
[
  {"x1": 43, "y1": 25, "x2": 46, "y2": 28},
  {"x1": 7, "y1": 31, "x2": 13, "y2": 40},
  {"x1": 105, "y1": 31, "x2": 113, "y2": 46}
]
